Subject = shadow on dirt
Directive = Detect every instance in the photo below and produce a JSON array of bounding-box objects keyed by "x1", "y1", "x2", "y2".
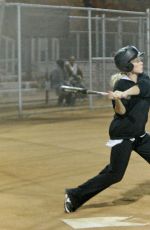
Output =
[{"x1": 82, "y1": 180, "x2": 150, "y2": 209}]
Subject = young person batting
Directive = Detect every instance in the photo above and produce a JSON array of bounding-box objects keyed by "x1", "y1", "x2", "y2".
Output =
[{"x1": 64, "y1": 45, "x2": 150, "y2": 213}]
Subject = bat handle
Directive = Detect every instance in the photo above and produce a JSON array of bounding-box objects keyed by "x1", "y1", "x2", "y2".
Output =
[{"x1": 87, "y1": 90, "x2": 108, "y2": 96}]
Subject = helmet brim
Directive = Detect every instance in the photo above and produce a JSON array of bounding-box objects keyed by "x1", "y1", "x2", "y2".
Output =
[{"x1": 138, "y1": 52, "x2": 144, "y2": 57}]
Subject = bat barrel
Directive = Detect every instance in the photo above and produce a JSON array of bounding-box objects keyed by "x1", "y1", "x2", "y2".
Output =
[
  {"x1": 60, "y1": 85, "x2": 87, "y2": 93},
  {"x1": 60, "y1": 85, "x2": 108, "y2": 96}
]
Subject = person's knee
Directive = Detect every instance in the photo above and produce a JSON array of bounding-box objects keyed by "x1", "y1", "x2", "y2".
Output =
[
  {"x1": 99, "y1": 165, "x2": 125, "y2": 184},
  {"x1": 111, "y1": 172, "x2": 124, "y2": 183}
]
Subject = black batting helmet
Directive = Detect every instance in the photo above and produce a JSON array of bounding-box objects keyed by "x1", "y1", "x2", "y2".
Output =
[{"x1": 114, "y1": 45, "x2": 144, "y2": 72}]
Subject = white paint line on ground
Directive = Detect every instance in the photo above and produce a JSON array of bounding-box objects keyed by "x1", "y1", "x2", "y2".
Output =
[{"x1": 62, "y1": 216, "x2": 149, "y2": 229}]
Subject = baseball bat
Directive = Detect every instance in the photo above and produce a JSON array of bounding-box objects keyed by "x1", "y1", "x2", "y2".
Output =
[{"x1": 60, "y1": 85, "x2": 108, "y2": 96}]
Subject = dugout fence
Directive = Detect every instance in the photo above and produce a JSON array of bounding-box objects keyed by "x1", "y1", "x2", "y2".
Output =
[{"x1": 0, "y1": 3, "x2": 149, "y2": 118}]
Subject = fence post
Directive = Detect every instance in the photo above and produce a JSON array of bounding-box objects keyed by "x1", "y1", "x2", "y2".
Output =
[
  {"x1": 138, "y1": 17, "x2": 143, "y2": 51},
  {"x1": 76, "y1": 33, "x2": 80, "y2": 59},
  {"x1": 102, "y1": 14, "x2": 106, "y2": 92},
  {"x1": 0, "y1": 0, "x2": 5, "y2": 41},
  {"x1": 17, "y1": 4, "x2": 23, "y2": 117},
  {"x1": 118, "y1": 16, "x2": 122, "y2": 49},
  {"x1": 95, "y1": 14, "x2": 100, "y2": 57},
  {"x1": 88, "y1": 8, "x2": 93, "y2": 108},
  {"x1": 146, "y1": 9, "x2": 150, "y2": 77}
]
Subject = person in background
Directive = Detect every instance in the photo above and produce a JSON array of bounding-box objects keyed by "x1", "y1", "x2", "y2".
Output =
[
  {"x1": 64, "y1": 45, "x2": 150, "y2": 213},
  {"x1": 65, "y1": 56, "x2": 85, "y2": 105},
  {"x1": 44, "y1": 74, "x2": 51, "y2": 104},
  {"x1": 65, "y1": 56, "x2": 84, "y2": 88},
  {"x1": 50, "y1": 59, "x2": 67, "y2": 106}
]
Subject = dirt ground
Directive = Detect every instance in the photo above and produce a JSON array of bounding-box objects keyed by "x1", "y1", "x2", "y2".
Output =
[{"x1": 0, "y1": 107, "x2": 149, "y2": 230}]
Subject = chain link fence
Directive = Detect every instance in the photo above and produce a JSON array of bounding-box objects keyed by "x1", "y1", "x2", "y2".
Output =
[{"x1": 0, "y1": 3, "x2": 149, "y2": 117}]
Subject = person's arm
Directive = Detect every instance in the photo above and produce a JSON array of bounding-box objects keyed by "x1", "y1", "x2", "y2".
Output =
[
  {"x1": 108, "y1": 91, "x2": 126, "y2": 115},
  {"x1": 78, "y1": 67, "x2": 83, "y2": 78},
  {"x1": 121, "y1": 85, "x2": 140, "y2": 98},
  {"x1": 114, "y1": 98, "x2": 126, "y2": 115},
  {"x1": 117, "y1": 75, "x2": 150, "y2": 98}
]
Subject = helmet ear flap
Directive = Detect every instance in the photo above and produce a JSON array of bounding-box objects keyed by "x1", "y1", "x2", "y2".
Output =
[{"x1": 126, "y1": 62, "x2": 134, "y2": 72}]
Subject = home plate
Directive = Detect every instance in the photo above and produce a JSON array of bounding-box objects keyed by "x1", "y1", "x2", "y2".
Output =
[{"x1": 62, "y1": 216, "x2": 149, "y2": 229}]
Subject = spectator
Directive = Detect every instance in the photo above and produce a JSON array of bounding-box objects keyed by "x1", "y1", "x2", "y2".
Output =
[
  {"x1": 64, "y1": 56, "x2": 85, "y2": 106},
  {"x1": 44, "y1": 74, "x2": 51, "y2": 104},
  {"x1": 50, "y1": 59, "x2": 67, "y2": 106},
  {"x1": 65, "y1": 56, "x2": 84, "y2": 88}
]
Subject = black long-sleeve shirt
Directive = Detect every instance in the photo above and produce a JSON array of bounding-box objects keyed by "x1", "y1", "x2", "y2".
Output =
[{"x1": 109, "y1": 73, "x2": 150, "y2": 139}]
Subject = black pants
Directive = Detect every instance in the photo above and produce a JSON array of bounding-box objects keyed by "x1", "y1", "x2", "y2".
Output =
[{"x1": 70, "y1": 133, "x2": 150, "y2": 208}]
